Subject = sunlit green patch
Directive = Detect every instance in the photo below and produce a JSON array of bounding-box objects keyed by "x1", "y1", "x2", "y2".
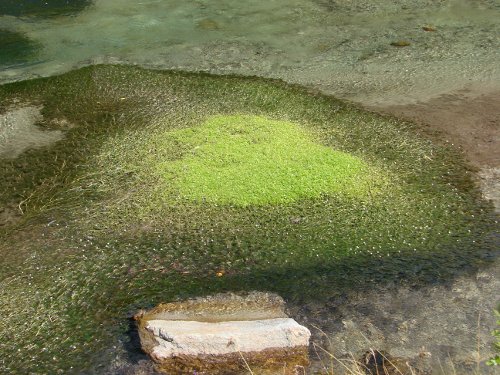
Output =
[{"x1": 155, "y1": 115, "x2": 377, "y2": 205}]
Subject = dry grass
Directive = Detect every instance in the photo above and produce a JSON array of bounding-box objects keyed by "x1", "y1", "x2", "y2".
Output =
[{"x1": 308, "y1": 323, "x2": 496, "y2": 375}]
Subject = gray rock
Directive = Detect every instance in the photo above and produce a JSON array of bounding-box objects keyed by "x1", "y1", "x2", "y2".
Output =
[
  {"x1": 135, "y1": 292, "x2": 311, "y2": 374},
  {"x1": 146, "y1": 318, "x2": 310, "y2": 359}
]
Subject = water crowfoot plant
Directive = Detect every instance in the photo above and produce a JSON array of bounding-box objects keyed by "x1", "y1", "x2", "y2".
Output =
[{"x1": 0, "y1": 65, "x2": 495, "y2": 373}]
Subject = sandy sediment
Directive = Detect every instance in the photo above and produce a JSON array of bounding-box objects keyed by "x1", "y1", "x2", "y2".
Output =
[
  {"x1": 0, "y1": 105, "x2": 63, "y2": 159},
  {"x1": 371, "y1": 88, "x2": 500, "y2": 212}
]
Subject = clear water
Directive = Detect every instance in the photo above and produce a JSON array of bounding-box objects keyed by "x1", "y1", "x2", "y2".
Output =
[
  {"x1": 1, "y1": 2, "x2": 499, "y2": 374},
  {"x1": 1, "y1": 0, "x2": 499, "y2": 105}
]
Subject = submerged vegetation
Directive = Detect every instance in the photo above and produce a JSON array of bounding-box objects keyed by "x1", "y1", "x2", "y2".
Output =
[
  {"x1": 114, "y1": 114, "x2": 380, "y2": 206},
  {"x1": 0, "y1": 65, "x2": 495, "y2": 373},
  {"x1": 0, "y1": 29, "x2": 40, "y2": 67},
  {"x1": 0, "y1": 0, "x2": 92, "y2": 18}
]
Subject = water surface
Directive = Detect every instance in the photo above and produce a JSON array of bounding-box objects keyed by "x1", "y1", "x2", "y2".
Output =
[
  {"x1": 0, "y1": 1, "x2": 499, "y2": 374},
  {"x1": 1, "y1": 0, "x2": 499, "y2": 105}
]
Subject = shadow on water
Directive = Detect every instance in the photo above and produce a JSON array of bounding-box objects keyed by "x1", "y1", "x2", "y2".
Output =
[
  {"x1": 0, "y1": 29, "x2": 40, "y2": 67},
  {"x1": 114, "y1": 222, "x2": 499, "y2": 306},
  {"x1": 0, "y1": 0, "x2": 92, "y2": 18},
  {"x1": 108, "y1": 225, "x2": 499, "y2": 373}
]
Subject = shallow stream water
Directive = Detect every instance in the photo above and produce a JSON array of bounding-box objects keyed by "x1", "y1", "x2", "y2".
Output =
[
  {"x1": 1, "y1": 1, "x2": 499, "y2": 375},
  {"x1": 1, "y1": 0, "x2": 499, "y2": 105}
]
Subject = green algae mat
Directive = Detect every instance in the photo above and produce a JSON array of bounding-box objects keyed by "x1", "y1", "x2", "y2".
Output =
[
  {"x1": 0, "y1": 65, "x2": 495, "y2": 373},
  {"x1": 131, "y1": 114, "x2": 375, "y2": 206}
]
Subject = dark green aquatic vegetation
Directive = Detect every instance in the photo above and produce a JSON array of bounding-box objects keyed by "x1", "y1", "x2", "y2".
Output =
[
  {"x1": 0, "y1": 0, "x2": 92, "y2": 18},
  {"x1": 0, "y1": 65, "x2": 495, "y2": 374},
  {"x1": 0, "y1": 29, "x2": 40, "y2": 67}
]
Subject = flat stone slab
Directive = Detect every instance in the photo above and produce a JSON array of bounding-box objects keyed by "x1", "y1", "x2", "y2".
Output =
[
  {"x1": 147, "y1": 318, "x2": 310, "y2": 358},
  {"x1": 136, "y1": 292, "x2": 311, "y2": 374}
]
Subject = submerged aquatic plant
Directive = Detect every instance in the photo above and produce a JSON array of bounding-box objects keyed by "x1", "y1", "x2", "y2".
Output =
[
  {"x1": 0, "y1": 29, "x2": 40, "y2": 67},
  {"x1": 146, "y1": 114, "x2": 380, "y2": 205},
  {"x1": 0, "y1": 65, "x2": 494, "y2": 374},
  {"x1": 0, "y1": 0, "x2": 92, "y2": 18}
]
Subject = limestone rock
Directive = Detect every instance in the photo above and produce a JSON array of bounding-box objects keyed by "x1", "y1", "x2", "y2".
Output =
[{"x1": 136, "y1": 292, "x2": 311, "y2": 374}]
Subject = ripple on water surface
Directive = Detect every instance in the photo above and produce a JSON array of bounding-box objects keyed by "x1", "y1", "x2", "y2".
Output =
[{"x1": 0, "y1": 0, "x2": 499, "y2": 104}]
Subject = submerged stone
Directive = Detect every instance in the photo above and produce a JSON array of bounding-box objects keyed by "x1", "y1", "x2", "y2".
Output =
[
  {"x1": 422, "y1": 26, "x2": 437, "y2": 32},
  {"x1": 197, "y1": 19, "x2": 221, "y2": 30},
  {"x1": 135, "y1": 292, "x2": 311, "y2": 374},
  {"x1": 390, "y1": 40, "x2": 411, "y2": 47}
]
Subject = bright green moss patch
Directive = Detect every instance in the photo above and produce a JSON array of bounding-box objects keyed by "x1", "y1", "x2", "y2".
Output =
[{"x1": 157, "y1": 115, "x2": 375, "y2": 205}]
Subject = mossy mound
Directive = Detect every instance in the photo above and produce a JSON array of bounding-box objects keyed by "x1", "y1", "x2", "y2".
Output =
[
  {"x1": 147, "y1": 114, "x2": 378, "y2": 206},
  {"x1": 0, "y1": 65, "x2": 494, "y2": 374}
]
